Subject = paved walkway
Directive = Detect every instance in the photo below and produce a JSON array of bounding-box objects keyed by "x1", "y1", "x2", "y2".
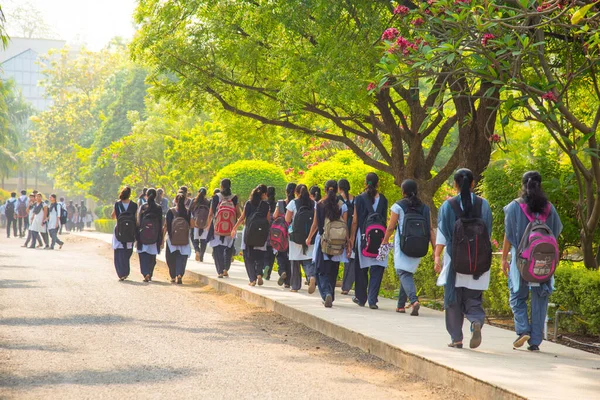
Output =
[{"x1": 78, "y1": 231, "x2": 600, "y2": 400}]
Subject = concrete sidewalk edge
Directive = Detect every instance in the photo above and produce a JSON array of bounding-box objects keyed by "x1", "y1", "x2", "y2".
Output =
[{"x1": 183, "y1": 268, "x2": 524, "y2": 400}]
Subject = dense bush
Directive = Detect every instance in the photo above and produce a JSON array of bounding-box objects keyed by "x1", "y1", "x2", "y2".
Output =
[
  {"x1": 94, "y1": 205, "x2": 113, "y2": 219},
  {"x1": 301, "y1": 151, "x2": 402, "y2": 202},
  {"x1": 0, "y1": 188, "x2": 10, "y2": 202},
  {"x1": 209, "y1": 160, "x2": 287, "y2": 201},
  {"x1": 94, "y1": 219, "x2": 116, "y2": 234}
]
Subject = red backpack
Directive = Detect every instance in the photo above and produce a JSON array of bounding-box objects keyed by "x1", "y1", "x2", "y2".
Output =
[
  {"x1": 269, "y1": 200, "x2": 289, "y2": 252},
  {"x1": 214, "y1": 194, "x2": 237, "y2": 237}
]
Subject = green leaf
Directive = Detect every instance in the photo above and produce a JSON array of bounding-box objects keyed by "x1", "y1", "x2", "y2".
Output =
[{"x1": 572, "y1": 2, "x2": 599, "y2": 25}]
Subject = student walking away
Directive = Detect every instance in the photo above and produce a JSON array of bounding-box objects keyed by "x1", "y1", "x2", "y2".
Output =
[
  {"x1": 434, "y1": 169, "x2": 493, "y2": 349},
  {"x1": 190, "y1": 188, "x2": 210, "y2": 262},
  {"x1": 502, "y1": 171, "x2": 562, "y2": 352},
  {"x1": 306, "y1": 180, "x2": 349, "y2": 308},
  {"x1": 349, "y1": 173, "x2": 389, "y2": 309},
  {"x1": 271, "y1": 183, "x2": 296, "y2": 288},
  {"x1": 5, "y1": 192, "x2": 17, "y2": 238},
  {"x1": 111, "y1": 186, "x2": 138, "y2": 281},
  {"x1": 138, "y1": 187, "x2": 148, "y2": 207},
  {"x1": 286, "y1": 184, "x2": 317, "y2": 293},
  {"x1": 263, "y1": 186, "x2": 278, "y2": 279},
  {"x1": 206, "y1": 179, "x2": 239, "y2": 278},
  {"x1": 58, "y1": 197, "x2": 67, "y2": 234},
  {"x1": 338, "y1": 179, "x2": 355, "y2": 295},
  {"x1": 47, "y1": 194, "x2": 65, "y2": 250},
  {"x1": 79, "y1": 201, "x2": 88, "y2": 231},
  {"x1": 232, "y1": 185, "x2": 271, "y2": 286},
  {"x1": 66, "y1": 200, "x2": 76, "y2": 231},
  {"x1": 16, "y1": 190, "x2": 28, "y2": 237},
  {"x1": 28, "y1": 193, "x2": 48, "y2": 249},
  {"x1": 136, "y1": 188, "x2": 163, "y2": 282},
  {"x1": 157, "y1": 188, "x2": 169, "y2": 217},
  {"x1": 165, "y1": 193, "x2": 192, "y2": 284},
  {"x1": 22, "y1": 194, "x2": 39, "y2": 248},
  {"x1": 382, "y1": 180, "x2": 435, "y2": 316}
]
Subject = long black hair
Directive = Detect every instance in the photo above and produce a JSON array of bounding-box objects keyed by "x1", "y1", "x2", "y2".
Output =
[
  {"x1": 119, "y1": 186, "x2": 131, "y2": 201},
  {"x1": 401, "y1": 179, "x2": 422, "y2": 208},
  {"x1": 194, "y1": 187, "x2": 207, "y2": 206},
  {"x1": 454, "y1": 168, "x2": 474, "y2": 216},
  {"x1": 322, "y1": 180, "x2": 341, "y2": 221},
  {"x1": 338, "y1": 178, "x2": 351, "y2": 201},
  {"x1": 310, "y1": 185, "x2": 322, "y2": 202},
  {"x1": 175, "y1": 193, "x2": 187, "y2": 216},
  {"x1": 521, "y1": 171, "x2": 548, "y2": 214},
  {"x1": 146, "y1": 188, "x2": 160, "y2": 213},
  {"x1": 295, "y1": 184, "x2": 312, "y2": 209},
  {"x1": 267, "y1": 186, "x2": 276, "y2": 213},
  {"x1": 365, "y1": 172, "x2": 379, "y2": 204},
  {"x1": 286, "y1": 182, "x2": 297, "y2": 202},
  {"x1": 249, "y1": 185, "x2": 262, "y2": 207},
  {"x1": 220, "y1": 179, "x2": 232, "y2": 197},
  {"x1": 139, "y1": 187, "x2": 148, "y2": 199}
]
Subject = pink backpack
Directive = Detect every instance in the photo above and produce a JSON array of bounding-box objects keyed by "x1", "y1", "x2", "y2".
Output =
[
  {"x1": 269, "y1": 201, "x2": 289, "y2": 252},
  {"x1": 214, "y1": 194, "x2": 237, "y2": 237},
  {"x1": 516, "y1": 200, "x2": 559, "y2": 283}
]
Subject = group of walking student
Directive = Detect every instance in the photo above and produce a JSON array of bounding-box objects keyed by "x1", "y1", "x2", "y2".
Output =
[
  {"x1": 111, "y1": 167, "x2": 561, "y2": 352},
  {"x1": 3, "y1": 190, "x2": 69, "y2": 250}
]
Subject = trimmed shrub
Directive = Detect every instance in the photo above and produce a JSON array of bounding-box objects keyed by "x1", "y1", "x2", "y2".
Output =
[
  {"x1": 94, "y1": 219, "x2": 116, "y2": 234},
  {"x1": 210, "y1": 160, "x2": 287, "y2": 201},
  {"x1": 0, "y1": 189, "x2": 10, "y2": 202}
]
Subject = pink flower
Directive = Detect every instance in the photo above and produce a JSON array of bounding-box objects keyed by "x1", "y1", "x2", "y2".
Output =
[
  {"x1": 481, "y1": 33, "x2": 495, "y2": 47},
  {"x1": 489, "y1": 134, "x2": 501, "y2": 143},
  {"x1": 536, "y1": 2, "x2": 551, "y2": 12},
  {"x1": 367, "y1": 82, "x2": 376, "y2": 91},
  {"x1": 542, "y1": 91, "x2": 557, "y2": 102},
  {"x1": 298, "y1": 170, "x2": 305, "y2": 176},
  {"x1": 411, "y1": 18, "x2": 424, "y2": 26},
  {"x1": 454, "y1": 0, "x2": 470, "y2": 4},
  {"x1": 382, "y1": 27, "x2": 400, "y2": 41},
  {"x1": 393, "y1": 5, "x2": 410, "y2": 16}
]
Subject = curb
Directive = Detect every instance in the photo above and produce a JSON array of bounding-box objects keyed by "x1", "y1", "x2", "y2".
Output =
[{"x1": 183, "y1": 268, "x2": 524, "y2": 400}]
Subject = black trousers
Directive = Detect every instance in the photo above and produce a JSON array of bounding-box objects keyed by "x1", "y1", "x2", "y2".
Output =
[
  {"x1": 166, "y1": 245, "x2": 188, "y2": 279},
  {"x1": 6, "y1": 216, "x2": 16, "y2": 238},
  {"x1": 243, "y1": 247, "x2": 266, "y2": 282},
  {"x1": 263, "y1": 246, "x2": 276, "y2": 279},
  {"x1": 354, "y1": 260, "x2": 385, "y2": 306},
  {"x1": 212, "y1": 245, "x2": 234, "y2": 275},
  {"x1": 114, "y1": 248, "x2": 133, "y2": 278},
  {"x1": 275, "y1": 251, "x2": 291, "y2": 285}
]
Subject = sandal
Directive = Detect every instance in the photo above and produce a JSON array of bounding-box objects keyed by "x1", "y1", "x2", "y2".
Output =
[
  {"x1": 448, "y1": 342, "x2": 463, "y2": 349},
  {"x1": 144, "y1": 275, "x2": 151, "y2": 282},
  {"x1": 396, "y1": 307, "x2": 406, "y2": 313},
  {"x1": 410, "y1": 301, "x2": 421, "y2": 316},
  {"x1": 249, "y1": 281, "x2": 256, "y2": 287}
]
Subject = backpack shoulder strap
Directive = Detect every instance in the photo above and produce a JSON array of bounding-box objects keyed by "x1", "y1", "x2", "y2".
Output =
[
  {"x1": 448, "y1": 197, "x2": 463, "y2": 219},
  {"x1": 278, "y1": 200, "x2": 285, "y2": 215},
  {"x1": 473, "y1": 196, "x2": 483, "y2": 218}
]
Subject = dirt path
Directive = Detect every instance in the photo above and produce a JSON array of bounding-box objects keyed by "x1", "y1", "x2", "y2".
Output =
[{"x1": 0, "y1": 234, "x2": 467, "y2": 399}]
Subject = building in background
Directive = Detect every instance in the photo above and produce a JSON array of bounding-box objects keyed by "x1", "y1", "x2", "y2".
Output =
[{"x1": 0, "y1": 37, "x2": 66, "y2": 111}]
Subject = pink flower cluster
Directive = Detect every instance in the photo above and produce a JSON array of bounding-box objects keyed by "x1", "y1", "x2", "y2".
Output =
[
  {"x1": 542, "y1": 91, "x2": 557, "y2": 102},
  {"x1": 481, "y1": 33, "x2": 495, "y2": 47},
  {"x1": 536, "y1": 2, "x2": 551, "y2": 12},
  {"x1": 411, "y1": 18, "x2": 425, "y2": 26},
  {"x1": 489, "y1": 134, "x2": 501, "y2": 143},
  {"x1": 395, "y1": 36, "x2": 419, "y2": 55},
  {"x1": 367, "y1": 82, "x2": 376, "y2": 91},
  {"x1": 284, "y1": 168, "x2": 294, "y2": 175},
  {"x1": 382, "y1": 27, "x2": 400, "y2": 41},
  {"x1": 454, "y1": 0, "x2": 471, "y2": 4},
  {"x1": 393, "y1": 5, "x2": 410, "y2": 16}
]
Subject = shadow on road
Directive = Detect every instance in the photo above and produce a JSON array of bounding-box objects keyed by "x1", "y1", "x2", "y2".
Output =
[
  {"x1": 0, "y1": 314, "x2": 134, "y2": 326},
  {"x1": 0, "y1": 279, "x2": 41, "y2": 289}
]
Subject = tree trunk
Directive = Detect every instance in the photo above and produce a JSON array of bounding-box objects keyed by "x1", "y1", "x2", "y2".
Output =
[{"x1": 581, "y1": 230, "x2": 598, "y2": 269}]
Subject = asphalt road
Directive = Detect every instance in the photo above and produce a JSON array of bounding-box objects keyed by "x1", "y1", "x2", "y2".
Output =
[{"x1": 0, "y1": 233, "x2": 466, "y2": 399}]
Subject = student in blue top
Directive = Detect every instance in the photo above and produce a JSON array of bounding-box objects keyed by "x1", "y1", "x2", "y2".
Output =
[
  {"x1": 349, "y1": 172, "x2": 389, "y2": 310},
  {"x1": 136, "y1": 188, "x2": 163, "y2": 282},
  {"x1": 111, "y1": 186, "x2": 138, "y2": 281},
  {"x1": 502, "y1": 171, "x2": 562, "y2": 352},
  {"x1": 306, "y1": 180, "x2": 349, "y2": 308},
  {"x1": 434, "y1": 169, "x2": 492, "y2": 349},
  {"x1": 382, "y1": 179, "x2": 435, "y2": 316}
]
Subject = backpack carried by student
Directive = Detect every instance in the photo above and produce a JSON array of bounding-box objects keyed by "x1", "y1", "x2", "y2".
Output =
[
  {"x1": 193, "y1": 202, "x2": 210, "y2": 230},
  {"x1": 361, "y1": 209, "x2": 387, "y2": 258},
  {"x1": 16, "y1": 198, "x2": 27, "y2": 218},
  {"x1": 139, "y1": 209, "x2": 161, "y2": 245},
  {"x1": 115, "y1": 202, "x2": 136, "y2": 244},
  {"x1": 449, "y1": 196, "x2": 492, "y2": 276},
  {"x1": 244, "y1": 203, "x2": 270, "y2": 247},
  {"x1": 516, "y1": 200, "x2": 559, "y2": 283},
  {"x1": 170, "y1": 208, "x2": 190, "y2": 246},
  {"x1": 214, "y1": 194, "x2": 237, "y2": 237},
  {"x1": 290, "y1": 199, "x2": 314, "y2": 245},
  {"x1": 269, "y1": 200, "x2": 289, "y2": 252},
  {"x1": 321, "y1": 217, "x2": 348, "y2": 256},
  {"x1": 60, "y1": 205, "x2": 68, "y2": 225},
  {"x1": 5, "y1": 200, "x2": 15, "y2": 218},
  {"x1": 397, "y1": 199, "x2": 430, "y2": 258}
]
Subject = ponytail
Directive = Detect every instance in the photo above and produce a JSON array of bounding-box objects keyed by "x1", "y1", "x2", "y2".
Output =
[
  {"x1": 310, "y1": 185, "x2": 321, "y2": 202},
  {"x1": 249, "y1": 186, "x2": 262, "y2": 207},
  {"x1": 338, "y1": 178, "x2": 351, "y2": 201},
  {"x1": 365, "y1": 172, "x2": 379, "y2": 204},
  {"x1": 401, "y1": 179, "x2": 421, "y2": 208},
  {"x1": 146, "y1": 188, "x2": 159, "y2": 213},
  {"x1": 521, "y1": 171, "x2": 548, "y2": 214},
  {"x1": 323, "y1": 180, "x2": 341, "y2": 221},
  {"x1": 194, "y1": 187, "x2": 207, "y2": 208},
  {"x1": 453, "y1": 168, "x2": 474, "y2": 217},
  {"x1": 296, "y1": 184, "x2": 311, "y2": 209},
  {"x1": 176, "y1": 193, "x2": 187, "y2": 216},
  {"x1": 220, "y1": 179, "x2": 232, "y2": 197},
  {"x1": 267, "y1": 186, "x2": 276, "y2": 212},
  {"x1": 286, "y1": 182, "x2": 297, "y2": 202}
]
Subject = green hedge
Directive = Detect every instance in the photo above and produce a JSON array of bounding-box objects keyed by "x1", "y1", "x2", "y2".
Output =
[
  {"x1": 210, "y1": 160, "x2": 287, "y2": 201},
  {"x1": 94, "y1": 219, "x2": 116, "y2": 234}
]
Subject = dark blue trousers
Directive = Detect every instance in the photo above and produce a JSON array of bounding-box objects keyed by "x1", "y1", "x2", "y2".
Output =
[
  {"x1": 354, "y1": 261, "x2": 385, "y2": 306},
  {"x1": 166, "y1": 245, "x2": 188, "y2": 279},
  {"x1": 114, "y1": 248, "x2": 133, "y2": 279},
  {"x1": 139, "y1": 252, "x2": 157, "y2": 278}
]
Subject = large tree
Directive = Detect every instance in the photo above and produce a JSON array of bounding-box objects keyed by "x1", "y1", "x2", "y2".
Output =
[
  {"x1": 131, "y1": 0, "x2": 500, "y2": 206},
  {"x1": 390, "y1": 0, "x2": 600, "y2": 267}
]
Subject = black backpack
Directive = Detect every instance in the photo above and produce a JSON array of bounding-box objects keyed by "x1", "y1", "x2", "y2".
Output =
[
  {"x1": 290, "y1": 199, "x2": 314, "y2": 245},
  {"x1": 361, "y1": 210, "x2": 387, "y2": 258},
  {"x1": 449, "y1": 196, "x2": 492, "y2": 276},
  {"x1": 60, "y1": 205, "x2": 68, "y2": 224},
  {"x1": 397, "y1": 200, "x2": 430, "y2": 258},
  {"x1": 343, "y1": 198, "x2": 354, "y2": 229},
  {"x1": 244, "y1": 203, "x2": 270, "y2": 247},
  {"x1": 5, "y1": 200, "x2": 15, "y2": 218},
  {"x1": 116, "y1": 202, "x2": 136, "y2": 244}
]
